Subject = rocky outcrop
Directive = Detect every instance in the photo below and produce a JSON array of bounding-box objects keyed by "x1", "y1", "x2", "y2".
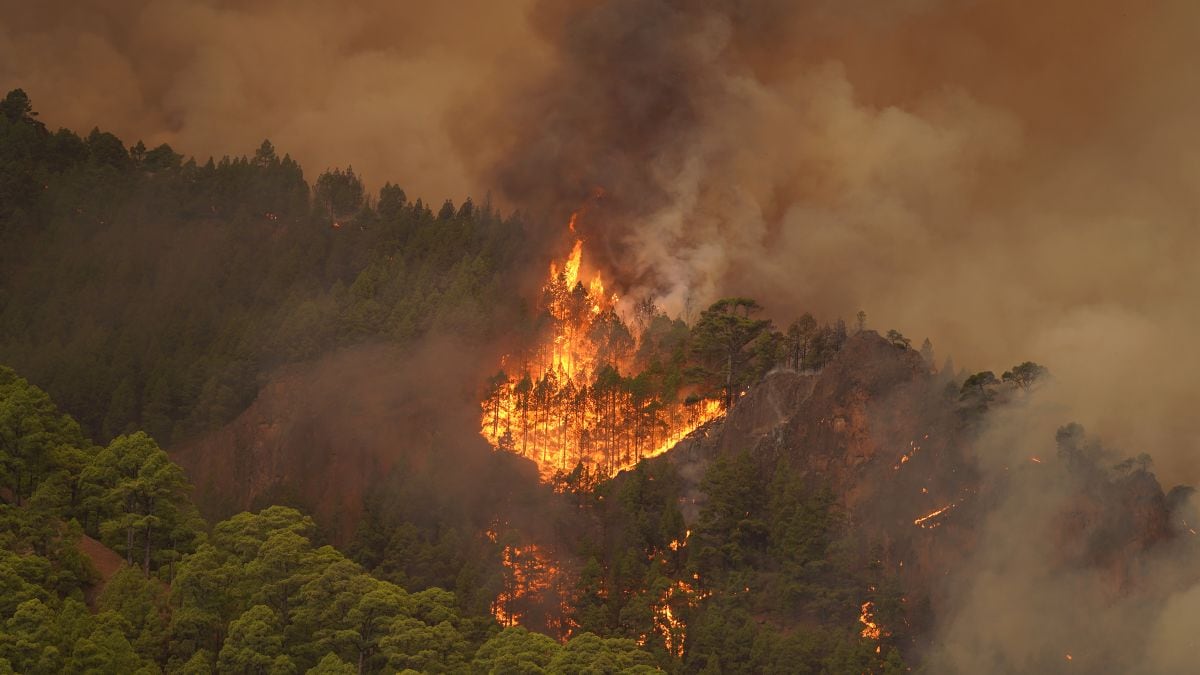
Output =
[{"x1": 659, "y1": 330, "x2": 1188, "y2": 643}]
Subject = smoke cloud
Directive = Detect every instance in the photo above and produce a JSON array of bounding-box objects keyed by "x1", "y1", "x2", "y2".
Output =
[
  {"x1": 456, "y1": 0, "x2": 1200, "y2": 488},
  {"x1": 5, "y1": 1, "x2": 1197, "y2": 483},
  {"x1": 0, "y1": 0, "x2": 547, "y2": 203},
  {"x1": 922, "y1": 384, "x2": 1200, "y2": 673},
  {"x1": 9, "y1": 1, "x2": 1200, "y2": 667}
]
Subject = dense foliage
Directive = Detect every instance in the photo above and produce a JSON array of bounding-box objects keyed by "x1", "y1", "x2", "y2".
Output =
[
  {"x1": 0, "y1": 89, "x2": 532, "y2": 447},
  {"x1": 1, "y1": 90, "x2": 915, "y2": 672},
  {"x1": 0, "y1": 364, "x2": 669, "y2": 673},
  {"x1": 550, "y1": 455, "x2": 908, "y2": 674}
]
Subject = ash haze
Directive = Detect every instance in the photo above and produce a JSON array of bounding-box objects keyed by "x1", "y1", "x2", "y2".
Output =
[
  {"x1": 6, "y1": 3, "x2": 1198, "y2": 491},
  {"x1": 7, "y1": 2, "x2": 1200, "y2": 671},
  {"x1": 0, "y1": 0, "x2": 548, "y2": 203}
]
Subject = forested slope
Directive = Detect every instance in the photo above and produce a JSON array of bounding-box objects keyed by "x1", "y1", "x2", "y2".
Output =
[
  {"x1": 1, "y1": 88, "x2": 534, "y2": 448},
  {"x1": 5, "y1": 87, "x2": 1193, "y2": 674},
  {"x1": 0, "y1": 363, "x2": 668, "y2": 673}
]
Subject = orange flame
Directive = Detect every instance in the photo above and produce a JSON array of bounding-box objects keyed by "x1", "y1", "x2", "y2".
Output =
[
  {"x1": 651, "y1": 579, "x2": 708, "y2": 658},
  {"x1": 914, "y1": 504, "x2": 955, "y2": 529},
  {"x1": 480, "y1": 213, "x2": 724, "y2": 480},
  {"x1": 859, "y1": 601, "x2": 882, "y2": 640},
  {"x1": 490, "y1": 539, "x2": 569, "y2": 633},
  {"x1": 892, "y1": 440, "x2": 921, "y2": 470}
]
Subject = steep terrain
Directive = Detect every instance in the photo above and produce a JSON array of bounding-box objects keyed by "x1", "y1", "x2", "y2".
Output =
[
  {"x1": 170, "y1": 340, "x2": 548, "y2": 542},
  {"x1": 172, "y1": 329, "x2": 1196, "y2": 668},
  {"x1": 660, "y1": 331, "x2": 1196, "y2": 661}
]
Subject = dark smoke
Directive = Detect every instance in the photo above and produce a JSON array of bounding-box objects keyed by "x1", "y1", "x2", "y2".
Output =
[
  {"x1": 7, "y1": 1, "x2": 1200, "y2": 668},
  {"x1": 456, "y1": 0, "x2": 1200, "y2": 487},
  {"x1": 0, "y1": 0, "x2": 545, "y2": 203},
  {"x1": 7, "y1": 2, "x2": 1199, "y2": 479}
]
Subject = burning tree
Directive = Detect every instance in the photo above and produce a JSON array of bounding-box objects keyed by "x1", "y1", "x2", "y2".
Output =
[
  {"x1": 479, "y1": 226, "x2": 724, "y2": 480},
  {"x1": 479, "y1": 216, "x2": 850, "y2": 482}
]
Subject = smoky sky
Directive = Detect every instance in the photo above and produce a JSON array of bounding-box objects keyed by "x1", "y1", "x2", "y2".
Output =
[{"x1": 4, "y1": 0, "x2": 1200, "y2": 483}]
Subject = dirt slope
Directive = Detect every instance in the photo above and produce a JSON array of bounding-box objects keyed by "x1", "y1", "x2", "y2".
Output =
[{"x1": 79, "y1": 533, "x2": 125, "y2": 607}]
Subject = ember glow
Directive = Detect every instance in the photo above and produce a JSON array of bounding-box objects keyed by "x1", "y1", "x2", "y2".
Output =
[
  {"x1": 480, "y1": 218, "x2": 725, "y2": 480},
  {"x1": 651, "y1": 579, "x2": 708, "y2": 658},
  {"x1": 488, "y1": 533, "x2": 570, "y2": 634},
  {"x1": 914, "y1": 504, "x2": 956, "y2": 529},
  {"x1": 859, "y1": 601, "x2": 882, "y2": 640},
  {"x1": 892, "y1": 439, "x2": 921, "y2": 470}
]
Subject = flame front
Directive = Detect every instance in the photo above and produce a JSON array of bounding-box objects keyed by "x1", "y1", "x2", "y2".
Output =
[
  {"x1": 480, "y1": 217, "x2": 724, "y2": 480},
  {"x1": 914, "y1": 504, "x2": 957, "y2": 529},
  {"x1": 488, "y1": 527, "x2": 572, "y2": 636},
  {"x1": 859, "y1": 601, "x2": 882, "y2": 640},
  {"x1": 650, "y1": 579, "x2": 707, "y2": 658}
]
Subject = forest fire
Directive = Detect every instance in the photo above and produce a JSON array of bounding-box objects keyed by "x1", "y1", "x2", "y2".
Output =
[
  {"x1": 488, "y1": 531, "x2": 567, "y2": 632},
  {"x1": 650, "y1": 579, "x2": 707, "y2": 658},
  {"x1": 480, "y1": 218, "x2": 725, "y2": 480},
  {"x1": 914, "y1": 504, "x2": 955, "y2": 529},
  {"x1": 892, "y1": 439, "x2": 921, "y2": 470},
  {"x1": 859, "y1": 601, "x2": 882, "y2": 640}
]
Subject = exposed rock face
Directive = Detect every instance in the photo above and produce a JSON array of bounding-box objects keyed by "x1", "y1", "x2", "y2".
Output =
[
  {"x1": 662, "y1": 330, "x2": 1189, "y2": 647},
  {"x1": 667, "y1": 331, "x2": 965, "y2": 525}
]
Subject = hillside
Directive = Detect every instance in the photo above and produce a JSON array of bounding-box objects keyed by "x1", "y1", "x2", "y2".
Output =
[
  {"x1": 172, "y1": 328, "x2": 1198, "y2": 671},
  {"x1": 655, "y1": 331, "x2": 1196, "y2": 669},
  {"x1": 5, "y1": 87, "x2": 1199, "y2": 673}
]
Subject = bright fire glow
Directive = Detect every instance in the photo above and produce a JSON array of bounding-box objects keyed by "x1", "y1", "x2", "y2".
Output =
[
  {"x1": 859, "y1": 601, "x2": 882, "y2": 640},
  {"x1": 914, "y1": 504, "x2": 955, "y2": 529},
  {"x1": 480, "y1": 216, "x2": 725, "y2": 480},
  {"x1": 651, "y1": 579, "x2": 707, "y2": 658},
  {"x1": 489, "y1": 536, "x2": 569, "y2": 634}
]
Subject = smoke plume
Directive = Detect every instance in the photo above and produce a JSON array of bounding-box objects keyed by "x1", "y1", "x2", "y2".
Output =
[
  {"x1": 0, "y1": 0, "x2": 546, "y2": 203},
  {"x1": 5, "y1": 1, "x2": 1198, "y2": 483},
  {"x1": 7, "y1": 3, "x2": 1200, "y2": 666},
  {"x1": 456, "y1": 0, "x2": 1200, "y2": 488},
  {"x1": 923, "y1": 384, "x2": 1200, "y2": 673}
]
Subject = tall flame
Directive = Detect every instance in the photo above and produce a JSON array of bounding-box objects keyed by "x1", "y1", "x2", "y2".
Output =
[
  {"x1": 859, "y1": 601, "x2": 882, "y2": 640},
  {"x1": 480, "y1": 215, "x2": 724, "y2": 481},
  {"x1": 650, "y1": 579, "x2": 707, "y2": 658}
]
